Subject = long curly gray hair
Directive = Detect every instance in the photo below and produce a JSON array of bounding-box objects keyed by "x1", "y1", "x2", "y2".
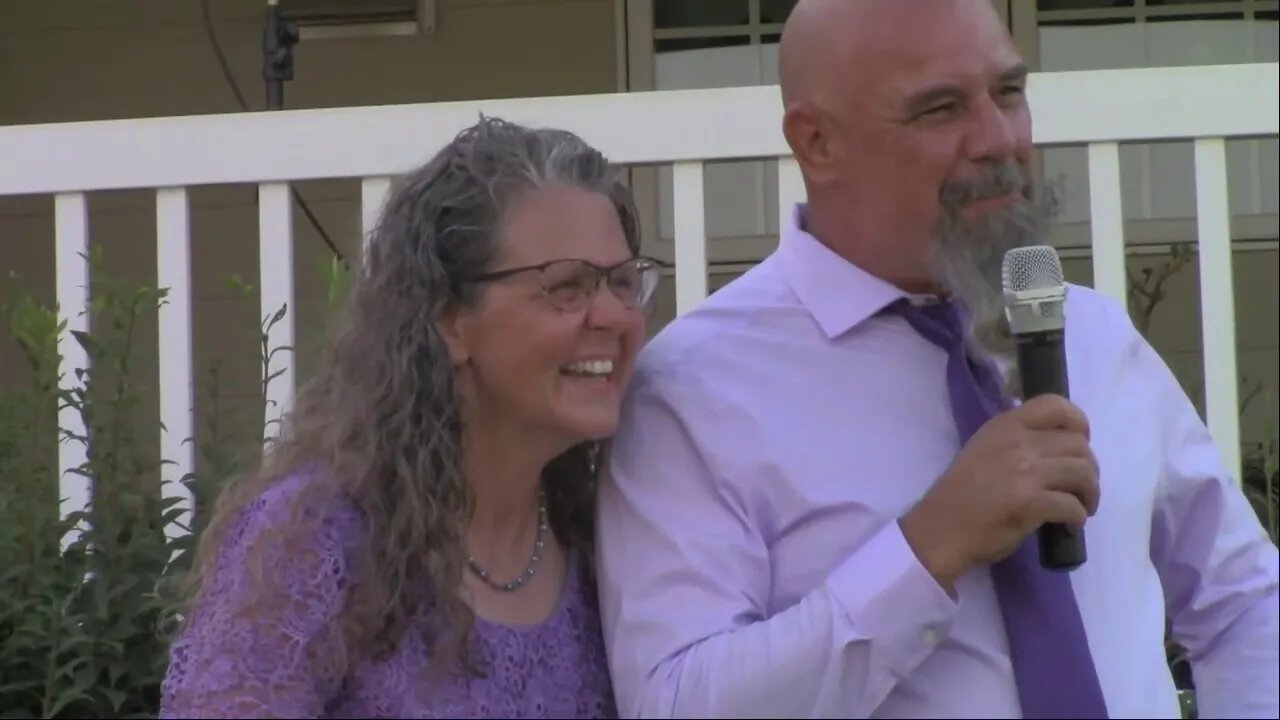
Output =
[{"x1": 181, "y1": 115, "x2": 641, "y2": 677}]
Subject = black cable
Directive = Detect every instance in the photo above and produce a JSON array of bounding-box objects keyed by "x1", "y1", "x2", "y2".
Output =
[
  {"x1": 200, "y1": 0, "x2": 250, "y2": 110},
  {"x1": 198, "y1": 0, "x2": 349, "y2": 268}
]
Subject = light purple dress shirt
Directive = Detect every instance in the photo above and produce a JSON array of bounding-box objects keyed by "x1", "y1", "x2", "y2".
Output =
[{"x1": 595, "y1": 204, "x2": 1280, "y2": 718}]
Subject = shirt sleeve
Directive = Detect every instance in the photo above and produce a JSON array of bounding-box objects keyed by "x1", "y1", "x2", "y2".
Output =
[
  {"x1": 595, "y1": 367, "x2": 960, "y2": 719},
  {"x1": 159, "y1": 476, "x2": 361, "y2": 719},
  {"x1": 1120, "y1": 317, "x2": 1280, "y2": 719}
]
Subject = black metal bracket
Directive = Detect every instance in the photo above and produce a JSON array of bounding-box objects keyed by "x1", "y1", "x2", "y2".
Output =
[{"x1": 262, "y1": 4, "x2": 300, "y2": 110}]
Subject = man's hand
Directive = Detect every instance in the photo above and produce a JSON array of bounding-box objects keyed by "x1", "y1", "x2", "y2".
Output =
[{"x1": 900, "y1": 394, "x2": 1100, "y2": 592}]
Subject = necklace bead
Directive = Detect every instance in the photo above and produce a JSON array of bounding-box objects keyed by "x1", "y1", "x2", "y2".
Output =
[{"x1": 466, "y1": 491, "x2": 549, "y2": 593}]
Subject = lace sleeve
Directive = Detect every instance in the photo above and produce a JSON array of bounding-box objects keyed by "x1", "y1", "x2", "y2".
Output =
[{"x1": 159, "y1": 475, "x2": 364, "y2": 719}]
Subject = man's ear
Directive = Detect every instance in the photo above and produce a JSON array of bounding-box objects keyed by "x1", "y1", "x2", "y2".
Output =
[
  {"x1": 782, "y1": 102, "x2": 841, "y2": 187},
  {"x1": 435, "y1": 303, "x2": 471, "y2": 366}
]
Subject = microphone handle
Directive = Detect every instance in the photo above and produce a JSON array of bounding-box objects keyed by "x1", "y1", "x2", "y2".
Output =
[{"x1": 1015, "y1": 328, "x2": 1088, "y2": 571}]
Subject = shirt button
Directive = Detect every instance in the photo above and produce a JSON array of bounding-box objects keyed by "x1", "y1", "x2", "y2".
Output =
[{"x1": 922, "y1": 628, "x2": 941, "y2": 645}]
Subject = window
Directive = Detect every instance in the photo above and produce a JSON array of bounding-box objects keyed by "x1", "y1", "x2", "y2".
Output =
[
  {"x1": 618, "y1": 0, "x2": 802, "y2": 261},
  {"x1": 1024, "y1": 0, "x2": 1278, "y2": 237},
  {"x1": 1038, "y1": 0, "x2": 1274, "y2": 26},
  {"x1": 652, "y1": 0, "x2": 795, "y2": 52}
]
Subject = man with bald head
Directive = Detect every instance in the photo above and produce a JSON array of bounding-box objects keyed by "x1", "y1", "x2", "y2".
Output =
[{"x1": 596, "y1": 1, "x2": 1279, "y2": 718}]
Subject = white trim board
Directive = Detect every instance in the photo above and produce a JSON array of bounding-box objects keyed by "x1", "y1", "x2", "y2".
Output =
[{"x1": 1, "y1": 64, "x2": 1275, "y2": 197}]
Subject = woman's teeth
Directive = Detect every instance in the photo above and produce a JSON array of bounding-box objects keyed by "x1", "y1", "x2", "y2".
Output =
[{"x1": 562, "y1": 359, "x2": 613, "y2": 376}]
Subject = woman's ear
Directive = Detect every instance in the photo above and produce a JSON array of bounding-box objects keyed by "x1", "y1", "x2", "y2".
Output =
[{"x1": 435, "y1": 303, "x2": 471, "y2": 366}]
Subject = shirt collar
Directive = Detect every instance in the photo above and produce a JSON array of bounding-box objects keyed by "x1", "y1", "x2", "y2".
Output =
[{"x1": 778, "y1": 203, "x2": 936, "y2": 339}]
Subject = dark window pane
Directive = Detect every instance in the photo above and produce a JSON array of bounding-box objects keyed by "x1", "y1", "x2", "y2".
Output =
[
  {"x1": 655, "y1": 0, "x2": 749, "y2": 29},
  {"x1": 760, "y1": 0, "x2": 798, "y2": 24},
  {"x1": 1147, "y1": 0, "x2": 1245, "y2": 21},
  {"x1": 1041, "y1": 17, "x2": 1137, "y2": 26},
  {"x1": 1147, "y1": 12, "x2": 1244, "y2": 21},
  {"x1": 761, "y1": 32, "x2": 782, "y2": 44},
  {"x1": 655, "y1": 35, "x2": 752, "y2": 53},
  {"x1": 279, "y1": 0, "x2": 418, "y2": 23},
  {"x1": 1258, "y1": 10, "x2": 1279, "y2": 20},
  {"x1": 1038, "y1": 0, "x2": 1134, "y2": 9}
]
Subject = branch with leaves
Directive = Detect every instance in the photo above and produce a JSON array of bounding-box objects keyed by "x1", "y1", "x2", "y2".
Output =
[{"x1": 1127, "y1": 242, "x2": 1195, "y2": 336}]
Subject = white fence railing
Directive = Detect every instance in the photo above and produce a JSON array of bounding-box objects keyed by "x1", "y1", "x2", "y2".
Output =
[{"x1": 0, "y1": 63, "x2": 1277, "y2": 538}]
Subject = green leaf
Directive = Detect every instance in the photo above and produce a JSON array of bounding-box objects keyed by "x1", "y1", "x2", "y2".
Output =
[
  {"x1": 102, "y1": 687, "x2": 129, "y2": 712},
  {"x1": 225, "y1": 273, "x2": 254, "y2": 296},
  {"x1": 52, "y1": 655, "x2": 91, "y2": 681},
  {"x1": 0, "y1": 679, "x2": 43, "y2": 695},
  {"x1": 106, "y1": 658, "x2": 130, "y2": 687},
  {"x1": 47, "y1": 685, "x2": 94, "y2": 718},
  {"x1": 69, "y1": 330, "x2": 106, "y2": 362}
]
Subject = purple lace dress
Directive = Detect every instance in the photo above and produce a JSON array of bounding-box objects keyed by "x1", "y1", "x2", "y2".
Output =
[{"x1": 159, "y1": 474, "x2": 617, "y2": 718}]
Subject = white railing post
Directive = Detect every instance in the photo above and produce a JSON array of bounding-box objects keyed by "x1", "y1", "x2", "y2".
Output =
[
  {"x1": 777, "y1": 156, "x2": 804, "y2": 233},
  {"x1": 1087, "y1": 142, "x2": 1128, "y2": 307},
  {"x1": 54, "y1": 192, "x2": 91, "y2": 546},
  {"x1": 361, "y1": 176, "x2": 393, "y2": 263},
  {"x1": 672, "y1": 161, "x2": 708, "y2": 316},
  {"x1": 1193, "y1": 138, "x2": 1242, "y2": 486},
  {"x1": 156, "y1": 187, "x2": 195, "y2": 538},
  {"x1": 258, "y1": 182, "x2": 296, "y2": 444}
]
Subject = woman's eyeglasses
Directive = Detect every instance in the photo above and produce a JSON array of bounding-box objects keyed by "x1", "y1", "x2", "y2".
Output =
[{"x1": 466, "y1": 256, "x2": 668, "y2": 313}]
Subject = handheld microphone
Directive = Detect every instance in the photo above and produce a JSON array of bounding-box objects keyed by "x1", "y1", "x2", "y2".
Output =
[{"x1": 1001, "y1": 245, "x2": 1087, "y2": 572}]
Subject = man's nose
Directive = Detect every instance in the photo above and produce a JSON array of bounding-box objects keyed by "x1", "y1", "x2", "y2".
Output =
[{"x1": 964, "y1": 96, "x2": 1019, "y2": 164}]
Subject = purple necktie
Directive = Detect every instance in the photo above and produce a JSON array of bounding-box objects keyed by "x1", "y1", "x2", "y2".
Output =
[{"x1": 889, "y1": 298, "x2": 1110, "y2": 719}]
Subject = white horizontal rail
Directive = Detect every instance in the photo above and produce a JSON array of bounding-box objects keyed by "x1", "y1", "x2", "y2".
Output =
[
  {"x1": 1027, "y1": 64, "x2": 1278, "y2": 146},
  {"x1": 0, "y1": 64, "x2": 1274, "y2": 196},
  {"x1": 156, "y1": 187, "x2": 195, "y2": 538},
  {"x1": 1194, "y1": 138, "x2": 1242, "y2": 486}
]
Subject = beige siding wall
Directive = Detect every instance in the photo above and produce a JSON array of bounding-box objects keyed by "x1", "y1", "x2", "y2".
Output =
[{"x1": 0, "y1": 0, "x2": 621, "y2": 478}]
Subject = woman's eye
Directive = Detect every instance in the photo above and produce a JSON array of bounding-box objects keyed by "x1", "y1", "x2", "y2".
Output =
[
  {"x1": 549, "y1": 280, "x2": 580, "y2": 296},
  {"x1": 611, "y1": 274, "x2": 639, "y2": 293}
]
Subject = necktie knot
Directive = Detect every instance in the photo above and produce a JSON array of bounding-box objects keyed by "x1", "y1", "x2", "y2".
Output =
[
  {"x1": 887, "y1": 298, "x2": 967, "y2": 353},
  {"x1": 884, "y1": 298, "x2": 1008, "y2": 441}
]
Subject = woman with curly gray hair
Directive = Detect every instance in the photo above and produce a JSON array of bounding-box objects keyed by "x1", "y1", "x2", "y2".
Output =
[{"x1": 158, "y1": 116, "x2": 661, "y2": 718}]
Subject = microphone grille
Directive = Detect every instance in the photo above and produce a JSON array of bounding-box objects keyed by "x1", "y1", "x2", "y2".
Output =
[{"x1": 1002, "y1": 245, "x2": 1065, "y2": 294}]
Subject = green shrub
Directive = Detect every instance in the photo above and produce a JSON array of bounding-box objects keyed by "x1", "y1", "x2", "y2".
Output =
[
  {"x1": 0, "y1": 250, "x2": 310, "y2": 718},
  {"x1": 1, "y1": 263, "x2": 176, "y2": 717}
]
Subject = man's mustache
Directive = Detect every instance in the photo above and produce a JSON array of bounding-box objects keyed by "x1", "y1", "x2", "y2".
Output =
[{"x1": 938, "y1": 162, "x2": 1030, "y2": 209}]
